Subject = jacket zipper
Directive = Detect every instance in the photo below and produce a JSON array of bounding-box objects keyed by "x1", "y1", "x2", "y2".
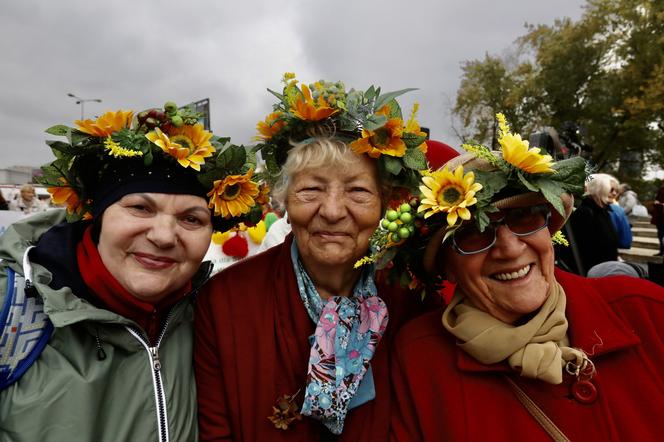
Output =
[{"x1": 126, "y1": 310, "x2": 174, "y2": 442}]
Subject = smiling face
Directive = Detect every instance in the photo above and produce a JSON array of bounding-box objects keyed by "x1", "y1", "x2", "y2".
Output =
[
  {"x1": 97, "y1": 192, "x2": 213, "y2": 302},
  {"x1": 286, "y1": 152, "x2": 382, "y2": 274},
  {"x1": 443, "y1": 223, "x2": 555, "y2": 324}
]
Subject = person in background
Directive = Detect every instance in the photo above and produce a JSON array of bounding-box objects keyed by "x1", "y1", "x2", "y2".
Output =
[
  {"x1": 618, "y1": 183, "x2": 638, "y2": 216},
  {"x1": 0, "y1": 103, "x2": 265, "y2": 441},
  {"x1": 0, "y1": 191, "x2": 8, "y2": 210},
  {"x1": 558, "y1": 173, "x2": 620, "y2": 275},
  {"x1": 8, "y1": 184, "x2": 46, "y2": 214},
  {"x1": 604, "y1": 175, "x2": 632, "y2": 249},
  {"x1": 388, "y1": 113, "x2": 664, "y2": 441},
  {"x1": 651, "y1": 182, "x2": 664, "y2": 256},
  {"x1": 195, "y1": 74, "x2": 429, "y2": 441}
]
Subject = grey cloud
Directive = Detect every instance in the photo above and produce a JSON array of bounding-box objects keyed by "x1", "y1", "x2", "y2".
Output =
[{"x1": 0, "y1": 0, "x2": 584, "y2": 169}]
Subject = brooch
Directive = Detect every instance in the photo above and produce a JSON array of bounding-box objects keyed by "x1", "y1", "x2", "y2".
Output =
[
  {"x1": 268, "y1": 390, "x2": 302, "y2": 430},
  {"x1": 566, "y1": 356, "x2": 598, "y2": 404}
]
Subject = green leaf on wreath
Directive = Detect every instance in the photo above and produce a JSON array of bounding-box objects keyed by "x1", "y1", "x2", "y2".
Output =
[
  {"x1": 45, "y1": 125, "x2": 70, "y2": 136},
  {"x1": 383, "y1": 156, "x2": 403, "y2": 175},
  {"x1": 537, "y1": 179, "x2": 566, "y2": 217},
  {"x1": 403, "y1": 147, "x2": 427, "y2": 170},
  {"x1": 516, "y1": 170, "x2": 539, "y2": 192},
  {"x1": 374, "y1": 88, "x2": 417, "y2": 111}
]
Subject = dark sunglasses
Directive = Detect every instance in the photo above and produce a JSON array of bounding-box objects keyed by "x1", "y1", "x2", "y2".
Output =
[{"x1": 452, "y1": 204, "x2": 551, "y2": 255}]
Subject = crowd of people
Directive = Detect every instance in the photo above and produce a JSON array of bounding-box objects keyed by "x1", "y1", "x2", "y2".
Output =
[{"x1": 1, "y1": 76, "x2": 663, "y2": 441}]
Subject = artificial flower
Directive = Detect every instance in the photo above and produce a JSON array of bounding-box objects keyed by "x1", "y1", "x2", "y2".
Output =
[
  {"x1": 207, "y1": 169, "x2": 260, "y2": 218},
  {"x1": 254, "y1": 112, "x2": 286, "y2": 141},
  {"x1": 255, "y1": 183, "x2": 271, "y2": 206},
  {"x1": 404, "y1": 103, "x2": 428, "y2": 153},
  {"x1": 75, "y1": 110, "x2": 134, "y2": 137},
  {"x1": 551, "y1": 230, "x2": 569, "y2": 246},
  {"x1": 350, "y1": 106, "x2": 406, "y2": 158},
  {"x1": 146, "y1": 124, "x2": 214, "y2": 171},
  {"x1": 104, "y1": 137, "x2": 143, "y2": 158},
  {"x1": 496, "y1": 113, "x2": 554, "y2": 174},
  {"x1": 268, "y1": 392, "x2": 302, "y2": 430},
  {"x1": 47, "y1": 179, "x2": 85, "y2": 215},
  {"x1": 291, "y1": 84, "x2": 338, "y2": 121},
  {"x1": 417, "y1": 165, "x2": 483, "y2": 227},
  {"x1": 282, "y1": 72, "x2": 296, "y2": 83}
]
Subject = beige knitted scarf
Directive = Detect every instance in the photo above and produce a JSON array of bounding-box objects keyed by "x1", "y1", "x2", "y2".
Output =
[{"x1": 442, "y1": 281, "x2": 586, "y2": 384}]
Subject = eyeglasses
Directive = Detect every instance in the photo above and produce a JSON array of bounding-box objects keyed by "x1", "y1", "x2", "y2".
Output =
[{"x1": 452, "y1": 204, "x2": 551, "y2": 255}]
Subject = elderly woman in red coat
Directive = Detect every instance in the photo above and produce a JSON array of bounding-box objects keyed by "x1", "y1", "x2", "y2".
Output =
[
  {"x1": 194, "y1": 75, "x2": 431, "y2": 441},
  {"x1": 387, "y1": 114, "x2": 664, "y2": 441}
]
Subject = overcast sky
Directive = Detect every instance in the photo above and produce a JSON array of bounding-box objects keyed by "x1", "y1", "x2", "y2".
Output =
[{"x1": 0, "y1": 0, "x2": 586, "y2": 170}]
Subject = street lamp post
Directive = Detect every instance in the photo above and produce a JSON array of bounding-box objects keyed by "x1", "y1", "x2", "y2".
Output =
[{"x1": 67, "y1": 93, "x2": 102, "y2": 120}]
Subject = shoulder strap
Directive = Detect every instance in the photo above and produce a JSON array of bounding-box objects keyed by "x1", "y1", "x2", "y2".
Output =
[
  {"x1": 0, "y1": 266, "x2": 54, "y2": 390},
  {"x1": 504, "y1": 375, "x2": 571, "y2": 442}
]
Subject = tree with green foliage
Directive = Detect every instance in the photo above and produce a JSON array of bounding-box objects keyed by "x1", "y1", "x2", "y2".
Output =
[
  {"x1": 453, "y1": 0, "x2": 664, "y2": 182},
  {"x1": 453, "y1": 54, "x2": 540, "y2": 148}
]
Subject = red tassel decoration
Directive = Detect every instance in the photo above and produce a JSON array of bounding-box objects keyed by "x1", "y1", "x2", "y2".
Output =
[{"x1": 222, "y1": 234, "x2": 249, "y2": 258}]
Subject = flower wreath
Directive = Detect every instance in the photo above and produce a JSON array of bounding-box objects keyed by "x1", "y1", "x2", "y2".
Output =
[
  {"x1": 39, "y1": 102, "x2": 267, "y2": 231},
  {"x1": 253, "y1": 73, "x2": 429, "y2": 193},
  {"x1": 357, "y1": 113, "x2": 588, "y2": 292}
]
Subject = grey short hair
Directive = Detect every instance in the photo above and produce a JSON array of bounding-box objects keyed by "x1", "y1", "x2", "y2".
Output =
[{"x1": 271, "y1": 137, "x2": 392, "y2": 211}]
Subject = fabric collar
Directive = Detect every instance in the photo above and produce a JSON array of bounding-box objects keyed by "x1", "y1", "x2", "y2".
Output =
[{"x1": 454, "y1": 268, "x2": 640, "y2": 374}]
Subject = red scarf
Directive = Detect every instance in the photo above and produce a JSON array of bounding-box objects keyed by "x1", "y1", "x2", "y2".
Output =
[{"x1": 76, "y1": 226, "x2": 191, "y2": 344}]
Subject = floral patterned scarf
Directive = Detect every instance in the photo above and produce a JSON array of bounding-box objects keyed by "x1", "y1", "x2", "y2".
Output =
[{"x1": 291, "y1": 241, "x2": 389, "y2": 435}]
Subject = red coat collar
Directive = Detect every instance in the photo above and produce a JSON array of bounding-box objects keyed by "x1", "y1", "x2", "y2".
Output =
[{"x1": 455, "y1": 268, "x2": 641, "y2": 373}]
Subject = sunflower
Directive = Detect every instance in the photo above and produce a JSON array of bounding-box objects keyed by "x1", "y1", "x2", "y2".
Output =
[
  {"x1": 75, "y1": 110, "x2": 134, "y2": 137},
  {"x1": 417, "y1": 165, "x2": 483, "y2": 227},
  {"x1": 146, "y1": 124, "x2": 214, "y2": 171},
  {"x1": 350, "y1": 106, "x2": 406, "y2": 158},
  {"x1": 404, "y1": 103, "x2": 428, "y2": 153},
  {"x1": 254, "y1": 112, "x2": 286, "y2": 141},
  {"x1": 207, "y1": 169, "x2": 260, "y2": 218},
  {"x1": 47, "y1": 181, "x2": 85, "y2": 215},
  {"x1": 496, "y1": 113, "x2": 554, "y2": 174},
  {"x1": 291, "y1": 84, "x2": 338, "y2": 121}
]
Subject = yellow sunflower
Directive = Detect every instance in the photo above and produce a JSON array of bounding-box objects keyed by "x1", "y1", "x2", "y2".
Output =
[
  {"x1": 207, "y1": 169, "x2": 260, "y2": 218},
  {"x1": 75, "y1": 110, "x2": 134, "y2": 137},
  {"x1": 350, "y1": 106, "x2": 406, "y2": 158},
  {"x1": 496, "y1": 113, "x2": 554, "y2": 174},
  {"x1": 254, "y1": 112, "x2": 286, "y2": 141},
  {"x1": 417, "y1": 165, "x2": 483, "y2": 227},
  {"x1": 47, "y1": 180, "x2": 85, "y2": 215},
  {"x1": 291, "y1": 84, "x2": 338, "y2": 121},
  {"x1": 404, "y1": 103, "x2": 428, "y2": 153},
  {"x1": 146, "y1": 124, "x2": 215, "y2": 171}
]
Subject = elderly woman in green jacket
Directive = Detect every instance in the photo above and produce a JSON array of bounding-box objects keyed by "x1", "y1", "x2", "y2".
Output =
[{"x1": 0, "y1": 103, "x2": 265, "y2": 441}]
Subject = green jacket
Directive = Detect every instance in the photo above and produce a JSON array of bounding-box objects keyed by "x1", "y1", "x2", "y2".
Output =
[{"x1": 0, "y1": 210, "x2": 208, "y2": 441}]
